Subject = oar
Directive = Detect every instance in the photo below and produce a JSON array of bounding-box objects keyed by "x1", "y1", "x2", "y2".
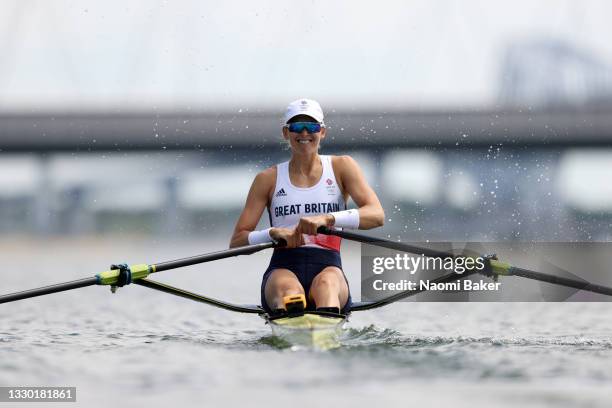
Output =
[
  {"x1": 318, "y1": 227, "x2": 612, "y2": 298},
  {"x1": 0, "y1": 241, "x2": 280, "y2": 305}
]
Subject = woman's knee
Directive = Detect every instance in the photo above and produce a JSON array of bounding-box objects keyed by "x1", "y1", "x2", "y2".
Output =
[
  {"x1": 312, "y1": 272, "x2": 341, "y2": 290},
  {"x1": 265, "y1": 269, "x2": 304, "y2": 296}
]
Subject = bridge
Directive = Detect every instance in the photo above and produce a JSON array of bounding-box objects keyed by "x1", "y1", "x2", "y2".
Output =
[{"x1": 2, "y1": 107, "x2": 611, "y2": 152}]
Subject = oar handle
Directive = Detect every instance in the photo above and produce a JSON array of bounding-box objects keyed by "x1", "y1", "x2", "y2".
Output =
[{"x1": 318, "y1": 226, "x2": 332, "y2": 235}]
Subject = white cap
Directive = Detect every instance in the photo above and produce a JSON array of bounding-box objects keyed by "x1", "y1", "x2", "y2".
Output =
[{"x1": 283, "y1": 98, "x2": 325, "y2": 124}]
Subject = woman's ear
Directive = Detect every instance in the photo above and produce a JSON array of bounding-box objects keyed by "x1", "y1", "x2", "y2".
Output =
[
  {"x1": 282, "y1": 126, "x2": 289, "y2": 140},
  {"x1": 320, "y1": 127, "x2": 327, "y2": 140}
]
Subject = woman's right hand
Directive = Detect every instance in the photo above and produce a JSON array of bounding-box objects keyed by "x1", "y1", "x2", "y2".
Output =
[{"x1": 270, "y1": 227, "x2": 304, "y2": 248}]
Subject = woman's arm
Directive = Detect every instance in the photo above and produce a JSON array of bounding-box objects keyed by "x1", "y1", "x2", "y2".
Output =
[
  {"x1": 230, "y1": 166, "x2": 304, "y2": 248},
  {"x1": 333, "y1": 155, "x2": 384, "y2": 229},
  {"x1": 229, "y1": 168, "x2": 274, "y2": 248}
]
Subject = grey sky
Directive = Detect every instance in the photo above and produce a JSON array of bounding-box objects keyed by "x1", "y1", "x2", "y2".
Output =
[{"x1": 0, "y1": 0, "x2": 610, "y2": 111}]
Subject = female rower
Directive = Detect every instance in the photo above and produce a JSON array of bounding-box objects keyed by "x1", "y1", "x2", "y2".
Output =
[{"x1": 230, "y1": 99, "x2": 384, "y2": 316}]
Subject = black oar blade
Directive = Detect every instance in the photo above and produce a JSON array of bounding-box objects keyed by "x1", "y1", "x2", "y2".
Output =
[{"x1": 537, "y1": 260, "x2": 587, "y2": 301}]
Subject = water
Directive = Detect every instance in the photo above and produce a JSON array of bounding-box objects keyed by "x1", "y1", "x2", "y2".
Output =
[{"x1": 1, "y1": 237, "x2": 612, "y2": 407}]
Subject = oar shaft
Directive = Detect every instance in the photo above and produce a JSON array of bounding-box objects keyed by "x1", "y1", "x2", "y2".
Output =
[
  {"x1": 152, "y1": 241, "x2": 277, "y2": 273},
  {"x1": 0, "y1": 241, "x2": 280, "y2": 305},
  {"x1": 318, "y1": 227, "x2": 455, "y2": 259},
  {"x1": 319, "y1": 227, "x2": 612, "y2": 300},
  {"x1": 510, "y1": 267, "x2": 612, "y2": 297},
  {"x1": 0, "y1": 277, "x2": 99, "y2": 304}
]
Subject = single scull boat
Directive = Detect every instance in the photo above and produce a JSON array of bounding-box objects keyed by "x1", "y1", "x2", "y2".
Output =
[{"x1": 2, "y1": 228, "x2": 612, "y2": 350}]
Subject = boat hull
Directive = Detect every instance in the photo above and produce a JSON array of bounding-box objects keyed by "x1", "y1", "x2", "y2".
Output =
[{"x1": 267, "y1": 313, "x2": 346, "y2": 350}]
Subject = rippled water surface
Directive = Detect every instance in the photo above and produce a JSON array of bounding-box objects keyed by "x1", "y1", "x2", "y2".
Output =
[{"x1": 1, "y1": 237, "x2": 612, "y2": 408}]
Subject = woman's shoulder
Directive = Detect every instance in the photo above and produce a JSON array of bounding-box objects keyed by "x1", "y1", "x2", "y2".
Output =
[
  {"x1": 330, "y1": 154, "x2": 359, "y2": 171},
  {"x1": 254, "y1": 165, "x2": 277, "y2": 183},
  {"x1": 249, "y1": 165, "x2": 278, "y2": 200}
]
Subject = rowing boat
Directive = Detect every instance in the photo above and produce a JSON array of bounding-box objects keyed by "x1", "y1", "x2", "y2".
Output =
[
  {"x1": 261, "y1": 294, "x2": 347, "y2": 349},
  {"x1": 2, "y1": 227, "x2": 612, "y2": 350},
  {"x1": 266, "y1": 312, "x2": 346, "y2": 350}
]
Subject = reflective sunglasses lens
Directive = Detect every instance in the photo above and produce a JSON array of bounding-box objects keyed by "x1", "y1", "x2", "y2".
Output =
[{"x1": 288, "y1": 122, "x2": 321, "y2": 133}]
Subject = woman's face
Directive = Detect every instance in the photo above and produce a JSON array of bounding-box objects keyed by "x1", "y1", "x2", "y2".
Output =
[{"x1": 282, "y1": 115, "x2": 326, "y2": 155}]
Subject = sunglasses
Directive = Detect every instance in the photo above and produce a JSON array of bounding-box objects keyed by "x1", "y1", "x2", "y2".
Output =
[{"x1": 286, "y1": 122, "x2": 322, "y2": 134}]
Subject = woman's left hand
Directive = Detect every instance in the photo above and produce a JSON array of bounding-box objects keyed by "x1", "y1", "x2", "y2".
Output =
[{"x1": 296, "y1": 214, "x2": 334, "y2": 236}]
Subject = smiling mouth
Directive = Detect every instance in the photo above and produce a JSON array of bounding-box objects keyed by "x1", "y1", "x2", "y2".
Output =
[{"x1": 297, "y1": 138, "x2": 313, "y2": 144}]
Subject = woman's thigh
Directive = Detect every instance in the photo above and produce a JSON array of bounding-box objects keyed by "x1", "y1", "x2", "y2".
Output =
[
  {"x1": 308, "y1": 266, "x2": 349, "y2": 307},
  {"x1": 264, "y1": 268, "x2": 305, "y2": 303}
]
